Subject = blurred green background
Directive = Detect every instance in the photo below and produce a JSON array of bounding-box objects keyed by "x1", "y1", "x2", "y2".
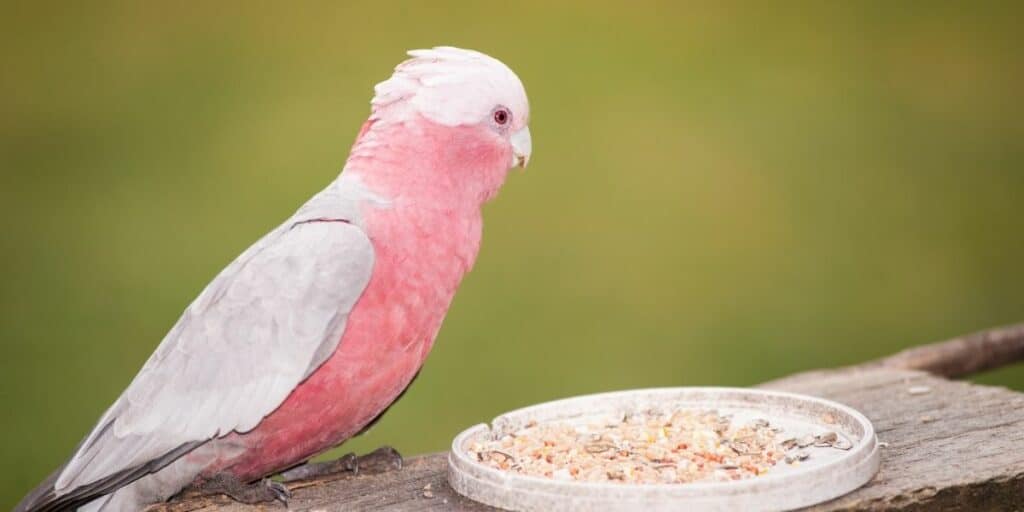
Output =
[{"x1": 2, "y1": 1, "x2": 1023, "y2": 508}]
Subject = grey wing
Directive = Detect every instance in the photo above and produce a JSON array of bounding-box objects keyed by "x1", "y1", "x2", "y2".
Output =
[{"x1": 53, "y1": 219, "x2": 375, "y2": 495}]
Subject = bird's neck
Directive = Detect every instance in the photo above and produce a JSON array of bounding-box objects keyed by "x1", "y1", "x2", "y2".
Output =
[
  {"x1": 341, "y1": 115, "x2": 511, "y2": 210},
  {"x1": 334, "y1": 117, "x2": 505, "y2": 286}
]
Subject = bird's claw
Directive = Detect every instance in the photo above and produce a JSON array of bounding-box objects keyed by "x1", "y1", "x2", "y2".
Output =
[
  {"x1": 279, "y1": 446, "x2": 403, "y2": 482},
  {"x1": 186, "y1": 473, "x2": 290, "y2": 507},
  {"x1": 262, "y1": 478, "x2": 291, "y2": 505},
  {"x1": 356, "y1": 446, "x2": 403, "y2": 474}
]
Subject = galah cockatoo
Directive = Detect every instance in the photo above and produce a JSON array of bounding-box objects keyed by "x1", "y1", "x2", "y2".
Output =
[{"x1": 16, "y1": 46, "x2": 531, "y2": 512}]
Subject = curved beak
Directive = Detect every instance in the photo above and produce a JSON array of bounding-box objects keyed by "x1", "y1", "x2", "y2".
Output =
[{"x1": 510, "y1": 126, "x2": 532, "y2": 169}]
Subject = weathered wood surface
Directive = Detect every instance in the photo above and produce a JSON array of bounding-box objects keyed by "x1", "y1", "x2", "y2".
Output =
[
  {"x1": 762, "y1": 367, "x2": 1024, "y2": 511},
  {"x1": 872, "y1": 322, "x2": 1024, "y2": 379},
  {"x1": 155, "y1": 366, "x2": 1024, "y2": 511}
]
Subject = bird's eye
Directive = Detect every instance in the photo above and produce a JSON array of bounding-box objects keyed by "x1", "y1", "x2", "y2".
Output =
[{"x1": 493, "y1": 107, "x2": 510, "y2": 126}]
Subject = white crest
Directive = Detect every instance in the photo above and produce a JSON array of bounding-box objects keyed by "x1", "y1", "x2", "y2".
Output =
[{"x1": 371, "y1": 47, "x2": 530, "y2": 128}]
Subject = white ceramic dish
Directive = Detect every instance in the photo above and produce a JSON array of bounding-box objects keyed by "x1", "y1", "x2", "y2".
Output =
[{"x1": 448, "y1": 387, "x2": 879, "y2": 512}]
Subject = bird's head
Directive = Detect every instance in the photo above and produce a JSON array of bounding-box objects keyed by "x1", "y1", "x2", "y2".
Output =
[{"x1": 347, "y1": 47, "x2": 531, "y2": 205}]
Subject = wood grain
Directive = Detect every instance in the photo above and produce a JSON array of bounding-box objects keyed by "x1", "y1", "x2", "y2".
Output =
[
  {"x1": 762, "y1": 367, "x2": 1024, "y2": 510},
  {"x1": 871, "y1": 322, "x2": 1024, "y2": 379},
  {"x1": 151, "y1": 366, "x2": 1024, "y2": 511}
]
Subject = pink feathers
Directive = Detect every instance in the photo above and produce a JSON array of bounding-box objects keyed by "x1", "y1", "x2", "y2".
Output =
[
  {"x1": 18, "y1": 47, "x2": 532, "y2": 512},
  {"x1": 347, "y1": 46, "x2": 532, "y2": 208},
  {"x1": 205, "y1": 47, "x2": 533, "y2": 481}
]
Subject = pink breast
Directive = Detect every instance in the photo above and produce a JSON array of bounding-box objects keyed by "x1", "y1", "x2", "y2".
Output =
[{"x1": 203, "y1": 206, "x2": 481, "y2": 481}]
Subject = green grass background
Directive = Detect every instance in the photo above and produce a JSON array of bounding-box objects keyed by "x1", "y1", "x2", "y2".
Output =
[{"x1": 2, "y1": 1, "x2": 1022, "y2": 508}]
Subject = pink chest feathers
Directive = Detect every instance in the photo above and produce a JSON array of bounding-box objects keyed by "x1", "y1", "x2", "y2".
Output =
[{"x1": 214, "y1": 206, "x2": 483, "y2": 480}]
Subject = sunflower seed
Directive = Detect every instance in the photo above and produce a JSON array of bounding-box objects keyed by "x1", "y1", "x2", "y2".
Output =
[{"x1": 815, "y1": 431, "x2": 838, "y2": 447}]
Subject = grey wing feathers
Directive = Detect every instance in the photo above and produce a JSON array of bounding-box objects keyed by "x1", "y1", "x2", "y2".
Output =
[{"x1": 53, "y1": 218, "x2": 375, "y2": 495}]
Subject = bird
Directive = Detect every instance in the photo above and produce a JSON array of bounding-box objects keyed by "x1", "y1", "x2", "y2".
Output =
[{"x1": 16, "y1": 46, "x2": 532, "y2": 512}]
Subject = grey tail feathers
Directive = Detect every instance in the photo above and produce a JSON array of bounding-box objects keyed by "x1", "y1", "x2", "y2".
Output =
[
  {"x1": 14, "y1": 463, "x2": 67, "y2": 512},
  {"x1": 14, "y1": 441, "x2": 203, "y2": 512}
]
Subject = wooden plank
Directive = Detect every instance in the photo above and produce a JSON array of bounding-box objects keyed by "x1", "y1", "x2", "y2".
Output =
[
  {"x1": 153, "y1": 367, "x2": 1024, "y2": 511},
  {"x1": 871, "y1": 322, "x2": 1024, "y2": 379},
  {"x1": 761, "y1": 367, "x2": 1024, "y2": 510},
  {"x1": 154, "y1": 454, "x2": 488, "y2": 512}
]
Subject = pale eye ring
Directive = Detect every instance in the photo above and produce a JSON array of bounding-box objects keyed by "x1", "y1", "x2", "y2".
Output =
[{"x1": 493, "y1": 107, "x2": 511, "y2": 126}]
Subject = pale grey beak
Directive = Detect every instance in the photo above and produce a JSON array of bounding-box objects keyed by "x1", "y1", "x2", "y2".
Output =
[{"x1": 510, "y1": 126, "x2": 532, "y2": 168}]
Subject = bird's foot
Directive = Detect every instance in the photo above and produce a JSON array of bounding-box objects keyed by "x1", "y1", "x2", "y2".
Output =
[
  {"x1": 189, "y1": 473, "x2": 290, "y2": 506},
  {"x1": 280, "y1": 453, "x2": 358, "y2": 482},
  {"x1": 280, "y1": 446, "x2": 403, "y2": 482},
  {"x1": 356, "y1": 445, "x2": 404, "y2": 474}
]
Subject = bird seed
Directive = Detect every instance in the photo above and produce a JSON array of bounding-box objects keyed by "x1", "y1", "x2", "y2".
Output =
[{"x1": 468, "y1": 410, "x2": 809, "y2": 485}]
